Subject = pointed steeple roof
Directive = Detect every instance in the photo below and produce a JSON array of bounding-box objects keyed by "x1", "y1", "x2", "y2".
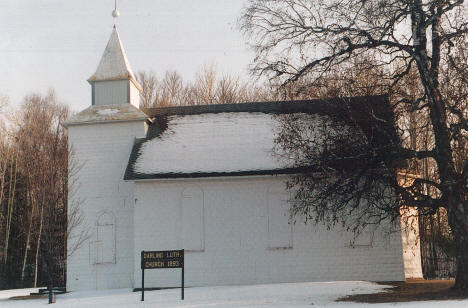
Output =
[{"x1": 88, "y1": 26, "x2": 140, "y2": 89}]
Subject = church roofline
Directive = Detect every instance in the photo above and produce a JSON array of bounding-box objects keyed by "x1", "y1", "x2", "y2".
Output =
[
  {"x1": 124, "y1": 94, "x2": 400, "y2": 181},
  {"x1": 141, "y1": 94, "x2": 389, "y2": 118},
  {"x1": 124, "y1": 166, "x2": 312, "y2": 181}
]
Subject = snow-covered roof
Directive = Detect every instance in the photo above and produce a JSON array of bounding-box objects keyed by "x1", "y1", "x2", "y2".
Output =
[
  {"x1": 63, "y1": 104, "x2": 148, "y2": 127},
  {"x1": 88, "y1": 26, "x2": 141, "y2": 90},
  {"x1": 132, "y1": 112, "x2": 292, "y2": 177},
  {"x1": 124, "y1": 95, "x2": 396, "y2": 180}
]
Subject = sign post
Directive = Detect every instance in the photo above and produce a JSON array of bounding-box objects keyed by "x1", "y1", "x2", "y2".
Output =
[
  {"x1": 140, "y1": 249, "x2": 184, "y2": 302},
  {"x1": 181, "y1": 259, "x2": 184, "y2": 300},
  {"x1": 141, "y1": 251, "x2": 145, "y2": 301}
]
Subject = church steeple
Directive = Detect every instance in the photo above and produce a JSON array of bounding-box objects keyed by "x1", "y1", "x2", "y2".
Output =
[
  {"x1": 63, "y1": 4, "x2": 148, "y2": 128},
  {"x1": 88, "y1": 25, "x2": 142, "y2": 108},
  {"x1": 88, "y1": 26, "x2": 137, "y2": 83}
]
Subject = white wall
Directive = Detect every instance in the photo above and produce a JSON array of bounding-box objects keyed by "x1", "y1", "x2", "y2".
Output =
[
  {"x1": 133, "y1": 176, "x2": 407, "y2": 288},
  {"x1": 93, "y1": 80, "x2": 129, "y2": 106},
  {"x1": 129, "y1": 81, "x2": 141, "y2": 109},
  {"x1": 67, "y1": 120, "x2": 145, "y2": 291}
]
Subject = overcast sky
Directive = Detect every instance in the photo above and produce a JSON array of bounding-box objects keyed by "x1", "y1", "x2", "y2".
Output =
[{"x1": 0, "y1": 0, "x2": 253, "y2": 111}]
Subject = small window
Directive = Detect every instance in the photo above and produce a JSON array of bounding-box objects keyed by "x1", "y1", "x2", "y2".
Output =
[
  {"x1": 96, "y1": 212, "x2": 116, "y2": 264},
  {"x1": 267, "y1": 185, "x2": 293, "y2": 249},
  {"x1": 181, "y1": 187, "x2": 204, "y2": 251}
]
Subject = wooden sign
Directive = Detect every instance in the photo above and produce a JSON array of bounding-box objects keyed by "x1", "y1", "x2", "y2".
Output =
[
  {"x1": 141, "y1": 250, "x2": 183, "y2": 269},
  {"x1": 140, "y1": 249, "x2": 184, "y2": 302}
]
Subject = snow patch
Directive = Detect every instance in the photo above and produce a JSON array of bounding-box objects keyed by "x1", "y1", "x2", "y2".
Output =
[{"x1": 97, "y1": 108, "x2": 120, "y2": 116}]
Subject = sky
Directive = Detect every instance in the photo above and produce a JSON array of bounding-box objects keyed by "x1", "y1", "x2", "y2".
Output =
[{"x1": 0, "y1": 0, "x2": 254, "y2": 112}]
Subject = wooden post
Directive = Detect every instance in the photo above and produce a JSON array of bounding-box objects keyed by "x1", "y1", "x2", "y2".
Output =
[
  {"x1": 141, "y1": 251, "x2": 145, "y2": 302},
  {"x1": 48, "y1": 285, "x2": 55, "y2": 304},
  {"x1": 181, "y1": 249, "x2": 184, "y2": 300}
]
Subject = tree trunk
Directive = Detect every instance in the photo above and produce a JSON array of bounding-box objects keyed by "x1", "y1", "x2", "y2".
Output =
[
  {"x1": 34, "y1": 204, "x2": 44, "y2": 288},
  {"x1": 0, "y1": 151, "x2": 7, "y2": 234},
  {"x1": 3, "y1": 150, "x2": 18, "y2": 264},
  {"x1": 21, "y1": 189, "x2": 35, "y2": 285},
  {"x1": 447, "y1": 197, "x2": 468, "y2": 290}
]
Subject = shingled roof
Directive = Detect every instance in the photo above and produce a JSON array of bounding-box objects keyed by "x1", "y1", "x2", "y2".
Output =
[
  {"x1": 87, "y1": 26, "x2": 142, "y2": 90},
  {"x1": 124, "y1": 95, "x2": 398, "y2": 180}
]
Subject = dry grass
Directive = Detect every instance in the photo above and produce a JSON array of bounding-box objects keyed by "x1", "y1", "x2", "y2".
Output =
[{"x1": 338, "y1": 279, "x2": 468, "y2": 303}]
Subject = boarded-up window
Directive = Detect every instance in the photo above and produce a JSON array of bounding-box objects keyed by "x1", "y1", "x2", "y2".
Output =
[
  {"x1": 345, "y1": 227, "x2": 374, "y2": 248},
  {"x1": 96, "y1": 212, "x2": 116, "y2": 264},
  {"x1": 267, "y1": 185, "x2": 293, "y2": 249},
  {"x1": 181, "y1": 187, "x2": 204, "y2": 251}
]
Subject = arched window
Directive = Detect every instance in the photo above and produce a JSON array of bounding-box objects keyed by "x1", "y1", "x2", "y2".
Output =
[
  {"x1": 96, "y1": 211, "x2": 116, "y2": 264},
  {"x1": 267, "y1": 184, "x2": 293, "y2": 249},
  {"x1": 181, "y1": 186, "x2": 204, "y2": 251}
]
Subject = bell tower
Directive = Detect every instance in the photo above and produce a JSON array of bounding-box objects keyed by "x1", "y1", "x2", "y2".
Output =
[
  {"x1": 87, "y1": 25, "x2": 142, "y2": 108},
  {"x1": 87, "y1": 2, "x2": 141, "y2": 108},
  {"x1": 65, "y1": 3, "x2": 147, "y2": 291}
]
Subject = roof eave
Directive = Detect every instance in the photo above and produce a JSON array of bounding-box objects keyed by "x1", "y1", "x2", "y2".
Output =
[
  {"x1": 124, "y1": 167, "x2": 315, "y2": 181},
  {"x1": 63, "y1": 116, "x2": 148, "y2": 128}
]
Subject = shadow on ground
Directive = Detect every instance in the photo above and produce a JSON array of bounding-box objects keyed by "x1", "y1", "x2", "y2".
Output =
[{"x1": 338, "y1": 279, "x2": 468, "y2": 303}]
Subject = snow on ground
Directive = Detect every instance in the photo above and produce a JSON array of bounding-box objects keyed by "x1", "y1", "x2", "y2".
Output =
[
  {"x1": 0, "y1": 288, "x2": 40, "y2": 300},
  {"x1": 0, "y1": 281, "x2": 467, "y2": 308}
]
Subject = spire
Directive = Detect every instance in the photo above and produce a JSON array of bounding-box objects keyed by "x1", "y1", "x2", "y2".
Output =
[
  {"x1": 112, "y1": 0, "x2": 120, "y2": 25},
  {"x1": 88, "y1": 27, "x2": 138, "y2": 86},
  {"x1": 87, "y1": 5, "x2": 142, "y2": 108}
]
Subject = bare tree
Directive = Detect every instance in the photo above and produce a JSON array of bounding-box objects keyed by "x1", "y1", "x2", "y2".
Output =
[
  {"x1": 162, "y1": 71, "x2": 191, "y2": 106},
  {"x1": 0, "y1": 97, "x2": 11, "y2": 285},
  {"x1": 137, "y1": 70, "x2": 191, "y2": 107},
  {"x1": 137, "y1": 71, "x2": 159, "y2": 108},
  {"x1": 241, "y1": 0, "x2": 468, "y2": 289},
  {"x1": 0, "y1": 96, "x2": 19, "y2": 269},
  {"x1": 12, "y1": 91, "x2": 68, "y2": 287},
  {"x1": 137, "y1": 66, "x2": 271, "y2": 107},
  {"x1": 191, "y1": 64, "x2": 218, "y2": 104},
  {"x1": 0, "y1": 91, "x2": 89, "y2": 290}
]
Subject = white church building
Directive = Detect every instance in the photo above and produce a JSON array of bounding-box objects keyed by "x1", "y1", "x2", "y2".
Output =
[{"x1": 64, "y1": 25, "x2": 422, "y2": 291}]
